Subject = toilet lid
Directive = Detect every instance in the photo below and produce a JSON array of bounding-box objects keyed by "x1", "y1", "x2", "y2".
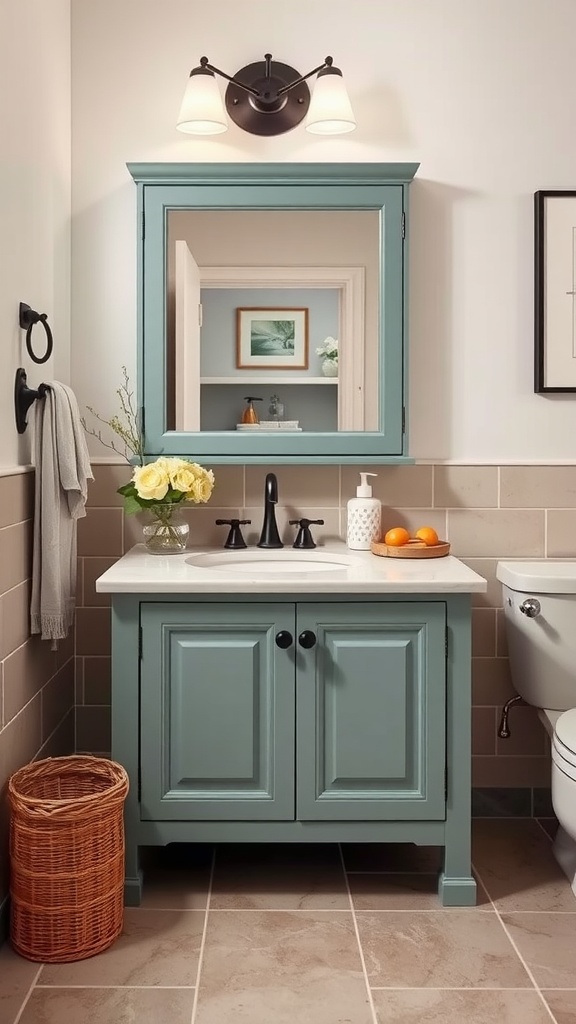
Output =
[{"x1": 554, "y1": 709, "x2": 576, "y2": 757}]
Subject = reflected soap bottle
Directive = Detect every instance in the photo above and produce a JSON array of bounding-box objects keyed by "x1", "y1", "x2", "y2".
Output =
[{"x1": 241, "y1": 397, "x2": 262, "y2": 424}]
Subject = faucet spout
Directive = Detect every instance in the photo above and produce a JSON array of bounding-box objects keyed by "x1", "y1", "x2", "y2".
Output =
[{"x1": 257, "y1": 472, "x2": 283, "y2": 548}]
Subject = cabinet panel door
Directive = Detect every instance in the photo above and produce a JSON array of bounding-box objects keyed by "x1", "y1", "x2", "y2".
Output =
[
  {"x1": 296, "y1": 602, "x2": 446, "y2": 820},
  {"x1": 140, "y1": 603, "x2": 295, "y2": 820}
]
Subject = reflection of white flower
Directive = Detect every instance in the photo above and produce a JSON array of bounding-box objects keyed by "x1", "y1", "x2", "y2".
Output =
[{"x1": 315, "y1": 336, "x2": 339, "y2": 361}]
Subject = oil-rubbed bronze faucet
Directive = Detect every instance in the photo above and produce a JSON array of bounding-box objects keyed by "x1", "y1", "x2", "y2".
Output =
[{"x1": 257, "y1": 472, "x2": 283, "y2": 548}]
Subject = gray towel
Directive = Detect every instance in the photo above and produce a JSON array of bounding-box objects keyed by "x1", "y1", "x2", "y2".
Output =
[{"x1": 30, "y1": 382, "x2": 94, "y2": 642}]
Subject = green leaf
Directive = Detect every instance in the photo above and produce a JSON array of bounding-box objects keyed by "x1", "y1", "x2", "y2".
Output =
[
  {"x1": 123, "y1": 494, "x2": 142, "y2": 516},
  {"x1": 117, "y1": 482, "x2": 135, "y2": 497}
]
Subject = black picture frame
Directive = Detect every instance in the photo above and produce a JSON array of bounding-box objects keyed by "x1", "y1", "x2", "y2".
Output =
[{"x1": 534, "y1": 189, "x2": 576, "y2": 393}]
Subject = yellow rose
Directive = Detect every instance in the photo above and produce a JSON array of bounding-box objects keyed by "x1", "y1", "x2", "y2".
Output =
[
  {"x1": 132, "y1": 462, "x2": 170, "y2": 501},
  {"x1": 188, "y1": 474, "x2": 214, "y2": 503},
  {"x1": 169, "y1": 464, "x2": 198, "y2": 495}
]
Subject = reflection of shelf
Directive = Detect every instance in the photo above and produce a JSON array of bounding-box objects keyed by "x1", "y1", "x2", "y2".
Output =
[{"x1": 200, "y1": 376, "x2": 338, "y2": 385}]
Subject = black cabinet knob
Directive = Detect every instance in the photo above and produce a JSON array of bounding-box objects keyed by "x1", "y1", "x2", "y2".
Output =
[
  {"x1": 298, "y1": 630, "x2": 317, "y2": 649},
  {"x1": 275, "y1": 630, "x2": 293, "y2": 649}
]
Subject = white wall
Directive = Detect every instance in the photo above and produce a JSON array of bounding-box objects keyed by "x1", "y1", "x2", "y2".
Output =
[
  {"x1": 0, "y1": 0, "x2": 71, "y2": 469},
  {"x1": 71, "y1": 0, "x2": 576, "y2": 462}
]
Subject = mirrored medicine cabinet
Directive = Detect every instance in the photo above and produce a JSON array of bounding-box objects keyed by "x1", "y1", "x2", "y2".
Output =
[{"x1": 128, "y1": 162, "x2": 418, "y2": 464}]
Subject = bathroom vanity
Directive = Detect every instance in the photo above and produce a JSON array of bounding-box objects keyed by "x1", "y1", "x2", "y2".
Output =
[{"x1": 97, "y1": 543, "x2": 486, "y2": 907}]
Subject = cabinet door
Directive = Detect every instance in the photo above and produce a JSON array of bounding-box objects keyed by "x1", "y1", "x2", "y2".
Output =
[
  {"x1": 296, "y1": 602, "x2": 446, "y2": 820},
  {"x1": 140, "y1": 603, "x2": 295, "y2": 820}
]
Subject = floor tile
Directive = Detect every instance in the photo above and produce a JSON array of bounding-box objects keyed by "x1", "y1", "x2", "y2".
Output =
[
  {"x1": 195, "y1": 910, "x2": 372, "y2": 1024},
  {"x1": 18, "y1": 983, "x2": 192, "y2": 1024},
  {"x1": 349, "y1": 872, "x2": 492, "y2": 910},
  {"x1": 355, "y1": 911, "x2": 531, "y2": 987},
  {"x1": 38, "y1": 909, "x2": 204, "y2": 987},
  {"x1": 18, "y1": 987, "x2": 195, "y2": 1024},
  {"x1": 342, "y1": 842, "x2": 442, "y2": 873},
  {"x1": 210, "y1": 842, "x2": 349, "y2": 910},
  {"x1": 371, "y1": 989, "x2": 551, "y2": 1024},
  {"x1": 140, "y1": 844, "x2": 213, "y2": 910},
  {"x1": 0, "y1": 944, "x2": 40, "y2": 1024},
  {"x1": 501, "y1": 913, "x2": 576, "y2": 988},
  {"x1": 542, "y1": 990, "x2": 576, "y2": 1024},
  {"x1": 473, "y1": 819, "x2": 575, "y2": 911}
]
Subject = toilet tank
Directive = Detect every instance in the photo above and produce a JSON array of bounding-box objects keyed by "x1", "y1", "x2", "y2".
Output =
[{"x1": 497, "y1": 561, "x2": 576, "y2": 711}]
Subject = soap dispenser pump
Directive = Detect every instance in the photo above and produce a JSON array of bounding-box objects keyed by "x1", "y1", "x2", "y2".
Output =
[
  {"x1": 241, "y1": 397, "x2": 262, "y2": 424},
  {"x1": 346, "y1": 473, "x2": 381, "y2": 550}
]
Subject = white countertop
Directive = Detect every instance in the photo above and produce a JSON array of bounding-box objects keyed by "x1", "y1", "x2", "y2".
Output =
[{"x1": 96, "y1": 542, "x2": 487, "y2": 595}]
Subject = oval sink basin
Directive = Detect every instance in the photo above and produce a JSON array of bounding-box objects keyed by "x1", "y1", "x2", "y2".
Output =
[{"x1": 186, "y1": 550, "x2": 359, "y2": 574}]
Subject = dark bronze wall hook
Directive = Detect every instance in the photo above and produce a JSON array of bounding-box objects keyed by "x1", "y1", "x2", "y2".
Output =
[
  {"x1": 14, "y1": 367, "x2": 50, "y2": 434},
  {"x1": 19, "y1": 301, "x2": 54, "y2": 364}
]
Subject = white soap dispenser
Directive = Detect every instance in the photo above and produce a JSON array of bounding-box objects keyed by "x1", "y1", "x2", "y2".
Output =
[{"x1": 346, "y1": 473, "x2": 381, "y2": 550}]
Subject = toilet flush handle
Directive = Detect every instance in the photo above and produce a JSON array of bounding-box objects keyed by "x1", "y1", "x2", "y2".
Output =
[{"x1": 519, "y1": 598, "x2": 541, "y2": 618}]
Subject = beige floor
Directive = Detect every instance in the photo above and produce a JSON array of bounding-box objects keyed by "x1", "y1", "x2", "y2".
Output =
[{"x1": 2, "y1": 819, "x2": 576, "y2": 1024}]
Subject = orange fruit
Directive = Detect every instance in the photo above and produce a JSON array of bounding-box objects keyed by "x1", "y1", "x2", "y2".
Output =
[
  {"x1": 384, "y1": 527, "x2": 410, "y2": 547},
  {"x1": 415, "y1": 526, "x2": 439, "y2": 546}
]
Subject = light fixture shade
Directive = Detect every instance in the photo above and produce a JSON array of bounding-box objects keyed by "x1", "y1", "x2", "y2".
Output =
[
  {"x1": 305, "y1": 70, "x2": 356, "y2": 135},
  {"x1": 177, "y1": 71, "x2": 228, "y2": 135}
]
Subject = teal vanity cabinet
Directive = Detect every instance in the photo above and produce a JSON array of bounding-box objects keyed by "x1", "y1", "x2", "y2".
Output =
[
  {"x1": 139, "y1": 601, "x2": 446, "y2": 824},
  {"x1": 103, "y1": 564, "x2": 482, "y2": 909},
  {"x1": 128, "y1": 162, "x2": 419, "y2": 463}
]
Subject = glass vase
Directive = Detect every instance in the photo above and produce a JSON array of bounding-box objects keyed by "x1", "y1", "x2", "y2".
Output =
[{"x1": 141, "y1": 503, "x2": 189, "y2": 554}]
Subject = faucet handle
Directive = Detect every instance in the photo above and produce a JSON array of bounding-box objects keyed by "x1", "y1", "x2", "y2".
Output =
[
  {"x1": 215, "y1": 518, "x2": 251, "y2": 550},
  {"x1": 289, "y1": 518, "x2": 325, "y2": 550}
]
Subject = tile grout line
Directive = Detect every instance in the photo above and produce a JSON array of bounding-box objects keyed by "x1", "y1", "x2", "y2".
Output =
[
  {"x1": 12, "y1": 964, "x2": 43, "y2": 1024},
  {"x1": 35, "y1": 984, "x2": 197, "y2": 990},
  {"x1": 471, "y1": 860, "x2": 559, "y2": 1024},
  {"x1": 338, "y1": 843, "x2": 379, "y2": 1024},
  {"x1": 190, "y1": 847, "x2": 216, "y2": 1024},
  {"x1": 535, "y1": 817, "x2": 555, "y2": 844}
]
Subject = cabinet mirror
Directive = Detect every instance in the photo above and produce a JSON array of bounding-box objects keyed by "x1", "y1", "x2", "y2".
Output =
[{"x1": 128, "y1": 163, "x2": 418, "y2": 463}]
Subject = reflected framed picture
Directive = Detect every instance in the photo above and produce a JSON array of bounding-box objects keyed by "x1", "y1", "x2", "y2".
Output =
[
  {"x1": 236, "y1": 307, "x2": 309, "y2": 369},
  {"x1": 535, "y1": 190, "x2": 576, "y2": 392}
]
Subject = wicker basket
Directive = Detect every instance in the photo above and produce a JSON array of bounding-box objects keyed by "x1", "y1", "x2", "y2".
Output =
[{"x1": 8, "y1": 755, "x2": 129, "y2": 963}]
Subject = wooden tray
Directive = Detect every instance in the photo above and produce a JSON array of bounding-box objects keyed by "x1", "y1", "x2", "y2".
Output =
[{"x1": 371, "y1": 539, "x2": 450, "y2": 559}]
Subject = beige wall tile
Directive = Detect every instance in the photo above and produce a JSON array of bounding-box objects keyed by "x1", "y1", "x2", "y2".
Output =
[
  {"x1": 55, "y1": 631, "x2": 75, "y2": 670},
  {"x1": 496, "y1": 609, "x2": 508, "y2": 656},
  {"x1": 83, "y1": 657, "x2": 111, "y2": 705},
  {"x1": 0, "y1": 521, "x2": 32, "y2": 593},
  {"x1": 37, "y1": 708, "x2": 75, "y2": 760},
  {"x1": 472, "y1": 609, "x2": 496, "y2": 657},
  {"x1": 75, "y1": 656, "x2": 84, "y2": 703},
  {"x1": 501, "y1": 465, "x2": 576, "y2": 508},
  {"x1": 42, "y1": 660, "x2": 75, "y2": 742},
  {"x1": 472, "y1": 707, "x2": 497, "y2": 755},
  {"x1": 1, "y1": 581, "x2": 31, "y2": 659},
  {"x1": 0, "y1": 694, "x2": 42, "y2": 797},
  {"x1": 86, "y1": 463, "x2": 128, "y2": 506},
  {"x1": 460, "y1": 558, "x2": 503, "y2": 608},
  {"x1": 377, "y1": 508, "x2": 447, "y2": 540},
  {"x1": 472, "y1": 657, "x2": 516, "y2": 705},
  {"x1": 342, "y1": 464, "x2": 433, "y2": 508},
  {"x1": 208, "y1": 464, "x2": 244, "y2": 506},
  {"x1": 75, "y1": 607, "x2": 111, "y2": 657},
  {"x1": 496, "y1": 705, "x2": 548, "y2": 757},
  {"x1": 76, "y1": 704, "x2": 111, "y2": 753},
  {"x1": 448, "y1": 509, "x2": 545, "y2": 557},
  {"x1": 246, "y1": 465, "x2": 339, "y2": 508},
  {"x1": 2, "y1": 636, "x2": 57, "y2": 725},
  {"x1": 0, "y1": 471, "x2": 34, "y2": 528},
  {"x1": 434, "y1": 466, "x2": 498, "y2": 508},
  {"x1": 472, "y1": 755, "x2": 551, "y2": 788},
  {"x1": 82, "y1": 556, "x2": 116, "y2": 606},
  {"x1": 547, "y1": 510, "x2": 576, "y2": 557},
  {"x1": 77, "y1": 507, "x2": 123, "y2": 556}
]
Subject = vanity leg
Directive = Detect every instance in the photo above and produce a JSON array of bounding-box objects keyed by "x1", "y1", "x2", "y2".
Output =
[
  {"x1": 439, "y1": 596, "x2": 477, "y2": 907},
  {"x1": 124, "y1": 841, "x2": 143, "y2": 907}
]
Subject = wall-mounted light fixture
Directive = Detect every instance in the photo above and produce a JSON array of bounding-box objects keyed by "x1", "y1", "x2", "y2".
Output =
[{"x1": 176, "y1": 53, "x2": 356, "y2": 137}]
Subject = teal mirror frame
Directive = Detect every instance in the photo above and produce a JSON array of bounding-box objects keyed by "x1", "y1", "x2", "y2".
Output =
[{"x1": 127, "y1": 162, "x2": 419, "y2": 464}]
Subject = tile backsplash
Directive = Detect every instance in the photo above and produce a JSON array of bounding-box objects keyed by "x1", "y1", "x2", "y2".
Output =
[{"x1": 74, "y1": 461, "x2": 575, "y2": 795}]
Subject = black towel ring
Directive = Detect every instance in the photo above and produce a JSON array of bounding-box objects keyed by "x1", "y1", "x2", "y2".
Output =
[
  {"x1": 14, "y1": 367, "x2": 50, "y2": 434},
  {"x1": 19, "y1": 302, "x2": 54, "y2": 364}
]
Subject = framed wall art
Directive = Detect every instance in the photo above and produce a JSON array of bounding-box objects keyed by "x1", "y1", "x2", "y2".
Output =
[
  {"x1": 535, "y1": 190, "x2": 576, "y2": 393},
  {"x1": 236, "y1": 307, "x2": 309, "y2": 369}
]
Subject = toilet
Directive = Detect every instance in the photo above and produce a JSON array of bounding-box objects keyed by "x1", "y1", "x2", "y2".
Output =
[{"x1": 497, "y1": 560, "x2": 576, "y2": 895}]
